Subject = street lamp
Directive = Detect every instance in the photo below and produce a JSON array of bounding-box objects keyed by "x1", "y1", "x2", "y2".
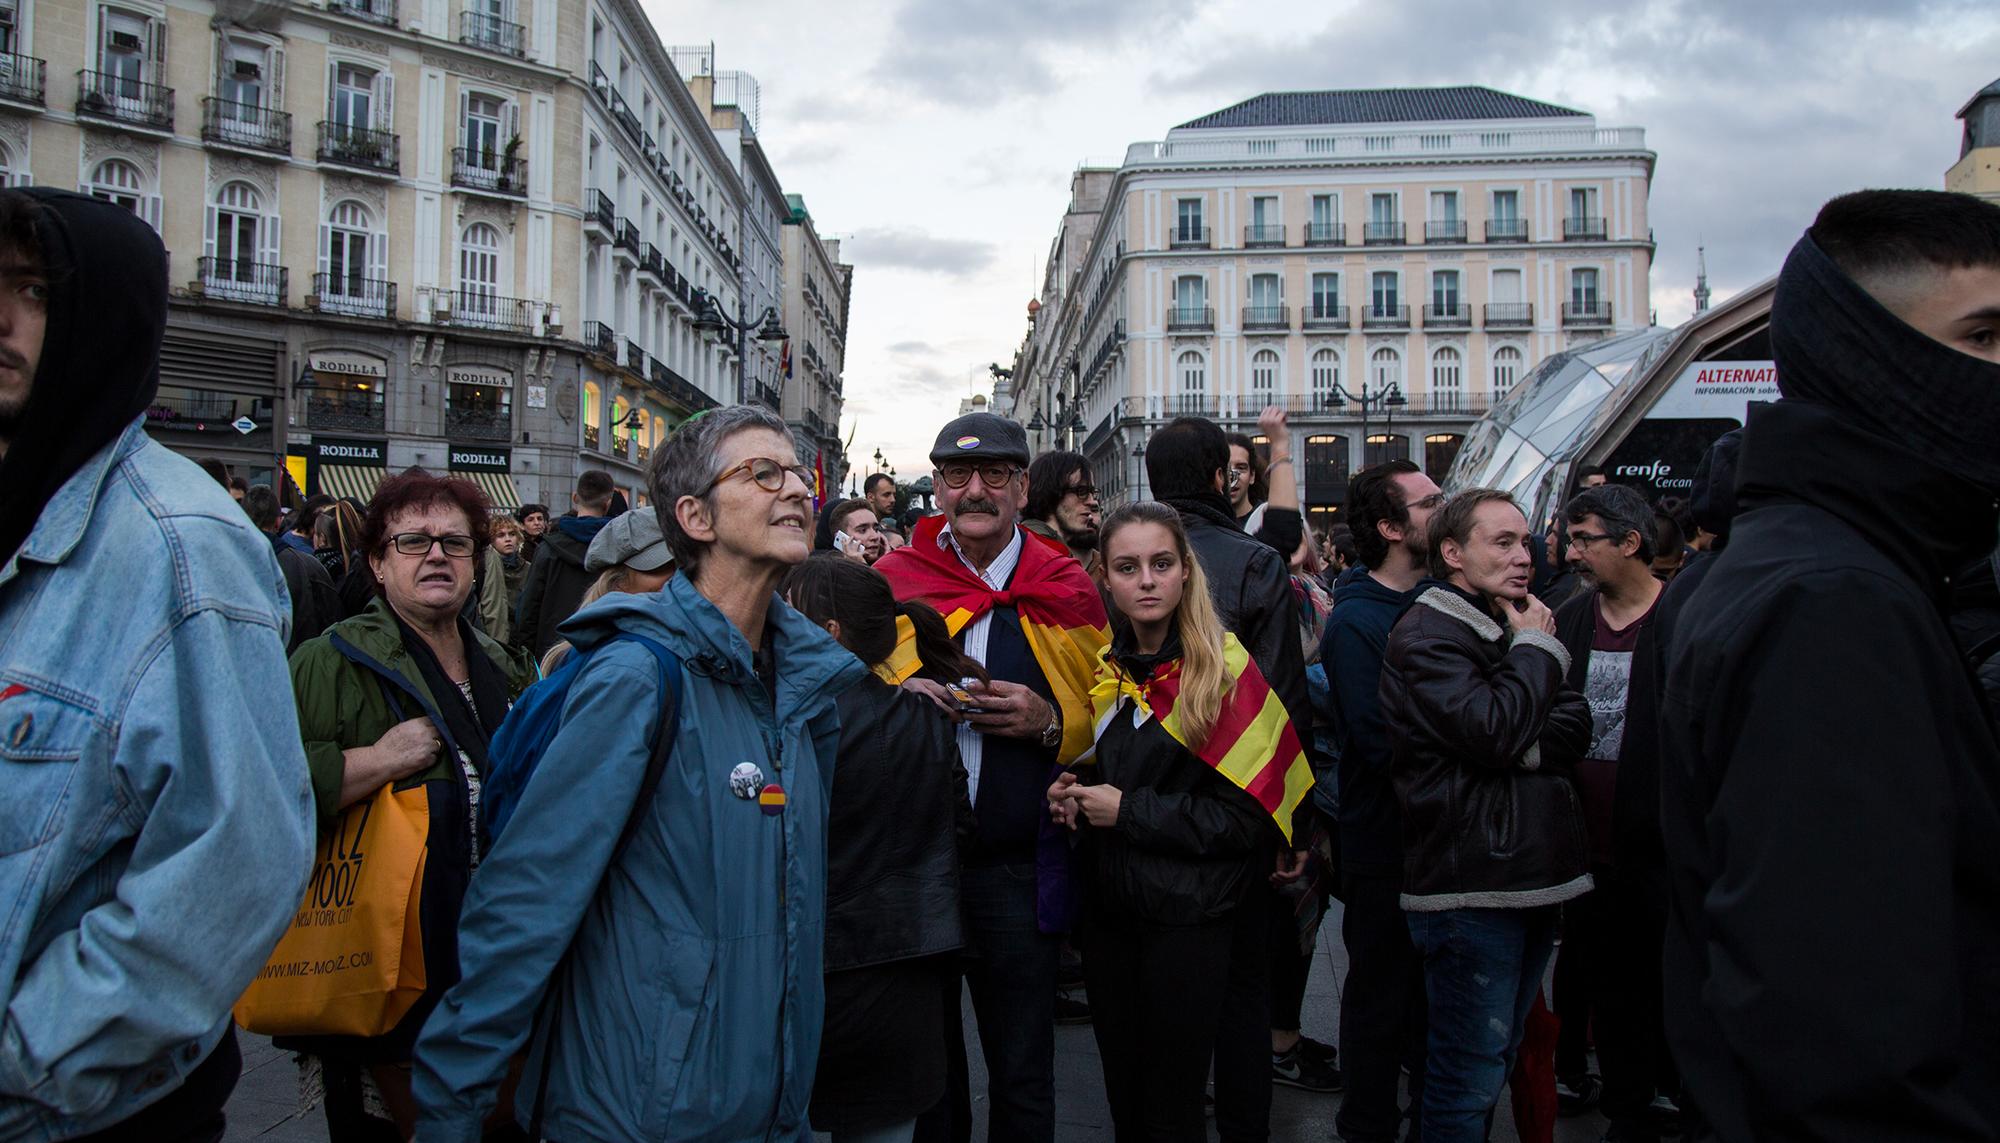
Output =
[
  {"x1": 1325, "y1": 381, "x2": 1408, "y2": 471},
  {"x1": 1025, "y1": 411, "x2": 1047, "y2": 432},
  {"x1": 692, "y1": 288, "x2": 787, "y2": 407}
]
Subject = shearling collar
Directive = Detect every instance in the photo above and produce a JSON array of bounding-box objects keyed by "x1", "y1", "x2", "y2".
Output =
[{"x1": 1414, "y1": 585, "x2": 1572, "y2": 677}]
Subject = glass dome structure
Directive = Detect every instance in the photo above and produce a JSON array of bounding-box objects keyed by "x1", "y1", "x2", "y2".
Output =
[{"x1": 1444, "y1": 327, "x2": 1676, "y2": 530}]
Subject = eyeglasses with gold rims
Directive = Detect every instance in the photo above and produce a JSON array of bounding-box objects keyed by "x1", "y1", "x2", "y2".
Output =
[
  {"x1": 387, "y1": 533, "x2": 477, "y2": 559},
  {"x1": 702, "y1": 456, "x2": 816, "y2": 496},
  {"x1": 937, "y1": 461, "x2": 1022, "y2": 489}
]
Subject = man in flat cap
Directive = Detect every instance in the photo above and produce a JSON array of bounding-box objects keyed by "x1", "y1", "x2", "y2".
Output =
[{"x1": 875, "y1": 413, "x2": 1109, "y2": 1143}]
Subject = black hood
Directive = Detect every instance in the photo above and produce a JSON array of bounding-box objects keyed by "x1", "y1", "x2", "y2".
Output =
[
  {"x1": 0, "y1": 190, "x2": 167, "y2": 567},
  {"x1": 1770, "y1": 231, "x2": 2000, "y2": 494},
  {"x1": 1688, "y1": 428, "x2": 1744, "y2": 540}
]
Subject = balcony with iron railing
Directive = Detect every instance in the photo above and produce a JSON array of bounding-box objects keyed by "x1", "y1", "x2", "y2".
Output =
[
  {"x1": 613, "y1": 218, "x2": 640, "y2": 254},
  {"x1": 1483, "y1": 302, "x2": 1534, "y2": 328},
  {"x1": 1302, "y1": 304, "x2": 1350, "y2": 330},
  {"x1": 326, "y1": 0, "x2": 398, "y2": 25},
  {"x1": 451, "y1": 147, "x2": 526, "y2": 196},
  {"x1": 303, "y1": 386, "x2": 386, "y2": 433},
  {"x1": 146, "y1": 389, "x2": 242, "y2": 428},
  {"x1": 1303, "y1": 221, "x2": 1345, "y2": 247},
  {"x1": 584, "y1": 188, "x2": 614, "y2": 233},
  {"x1": 1244, "y1": 224, "x2": 1285, "y2": 249},
  {"x1": 753, "y1": 380, "x2": 783, "y2": 411},
  {"x1": 445, "y1": 403, "x2": 512, "y2": 442},
  {"x1": 583, "y1": 321, "x2": 615, "y2": 357},
  {"x1": 0, "y1": 54, "x2": 47, "y2": 107},
  {"x1": 610, "y1": 432, "x2": 632, "y2": 461},
  {"x1": 1485, "y1": 217, "x2": 1530, "y2": 242},
  {"x1": 1562, "y1": 300, "x2": 1613, "y2": 326},
  {"x1": 624, "y1": 338, "x2": 646, "y2": 372},
  {"x1": 313, "y1": 272, "x2": 395, "y2": 319},
  {"x1": 447, "y1": 289, "x2": 543, "y2": 334},
  {"x1": 1363, "y1": 221, "x2": 1405, "y2": 246},
  {"x1": 76, "y1": 70, "x2": 173, "y2": 132},
  {"x1": 316, "y1": 120, "x2": 399, "y2": 174},
  {"x1": 1169, "y1": 226, "x2": 1211, "y2": 251},
  {"x1": 202, "y1": 97, "x2": 290, "y2": 156},
  {"x1": 1113, "y1": 392, "x2": 1491, "y2": 422},
  {"x1": 1563, "y1": 215, "x2": 1608, "y2": 241},
  {"x1": 1241, "y1": 304, "x2": 1290, "y2": 332},
  {"x1": 1423, "y1": 302, "x2": 1472, "y2": 329},
  {"x1": 583, "y1": 423, "x2": 600, "y2": 451},
  {"x1": 459, "y1": 8, "x2": 526, "y2": 57},
  {"x1": 1166, "y1": 305, "x2": 1214, "y2": 332},
  {"x1": 197, "y1": 258, "x2": 286, "y2": 307},
  {"x1": 1362, "y1": 303, "x2": 1411, "y2": 329},
  {"x1": 1424, "y1": 220, "x2": 1468, "y2": 244},
  {"x1": 640, "y1": 243, "x2": 665, "y2": 279}
]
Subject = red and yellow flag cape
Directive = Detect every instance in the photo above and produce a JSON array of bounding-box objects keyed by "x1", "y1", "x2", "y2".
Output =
[
  {"x1": 874, "y1": 517, "x2": 1110, "y2": 765},
  {"x1": 1085, "y1": 633, "x2": 1314, "y2": 844}
]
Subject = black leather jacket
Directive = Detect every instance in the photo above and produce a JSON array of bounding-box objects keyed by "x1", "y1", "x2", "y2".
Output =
[
  {"x1": 1076, "y1": 634, "x2": 1275, "y2": 925},
  {"x1": 1380, "y1": 584, "x2": 1593, "y2": 911},
  {"x1": 824, "y1": 676, "x2": 973, "y2": 972}
]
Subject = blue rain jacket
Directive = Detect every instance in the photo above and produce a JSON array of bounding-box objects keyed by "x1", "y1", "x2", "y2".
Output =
[{"x1": 414, "y1": 571, "x2": 865, "y2": 1142}]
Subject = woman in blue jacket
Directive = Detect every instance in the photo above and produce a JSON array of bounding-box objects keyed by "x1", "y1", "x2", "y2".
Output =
[{"x1": 413, "y1": 405, "x2": 866, "y2": 1142}]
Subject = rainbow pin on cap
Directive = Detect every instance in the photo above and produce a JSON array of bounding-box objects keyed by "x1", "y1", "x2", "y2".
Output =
[{"x1": 758, "y1": 783, "x2": 787, "y2": 816}]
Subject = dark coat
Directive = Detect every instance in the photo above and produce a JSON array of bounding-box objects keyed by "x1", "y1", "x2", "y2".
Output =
[
  {"x1": 1320, "y1": 568, "x2": 1416, "y2": 875},
  {"x1": 1659, "y1": 399, "x2": 2000, "y2": 1142},
  {"x1": 271, "y1": 534, "x2": 339, "y2": 653},
  {"x1": 512, "y1": 514, "x2": 610, "y2": 657},
  {"x1": 1553, "y1": 587, "x2": 1666, "y2": 875},
  {"x1": 1380, "y1": 584, "x2": 1593, "y2": 911},
  {"x1": 1076, "y1": 636, "x2": 1276, "y2": 925},
  {"x1": 823, "y1": 676, "x2": 971, "y2": 972}
]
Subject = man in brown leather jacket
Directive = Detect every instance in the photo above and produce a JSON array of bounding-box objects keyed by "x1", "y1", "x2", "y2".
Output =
[{"x1": 1380, "y1": 487, "x2": 1593, "y2": 1143}]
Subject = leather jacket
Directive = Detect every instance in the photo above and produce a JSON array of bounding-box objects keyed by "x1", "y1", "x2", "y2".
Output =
[
  {"x1": 1380, "y1": 584, "x2": 1594, "y2": 911},
  {"x1": 824, "y1": 676, "x2": 972, "y2": 972}
]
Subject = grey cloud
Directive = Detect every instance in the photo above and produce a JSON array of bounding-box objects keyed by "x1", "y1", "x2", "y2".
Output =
[
  {"x1": 843, "y1": 227, "x2": 999, "y2": 276},
  {"x1": 872, "y1": 0, "x2": 1169, "y2": 105},
  {"x1": 886, "y1": 339, "x2": 938, "y2": 354}
]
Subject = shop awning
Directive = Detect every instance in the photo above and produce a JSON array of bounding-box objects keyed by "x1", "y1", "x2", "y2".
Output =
[
  {"x1": 318, "y1": 464, "x2": 385, "y2": 504},
  {"x1": 461, "y1": 470, "x2": 522, "y2": 510}
]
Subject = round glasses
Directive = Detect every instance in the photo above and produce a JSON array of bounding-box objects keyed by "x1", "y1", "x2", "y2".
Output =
[
  {"x1": 704, "y1": 456, "x2": 814, "y2": 495},
  {"x1": 938, "y1": 462, "x2": 1021, "y2": 489}
]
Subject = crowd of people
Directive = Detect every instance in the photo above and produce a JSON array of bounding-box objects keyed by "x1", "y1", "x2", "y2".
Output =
[{"x1": 3, "y1": 182, "x2": 1999, "y2": 1143}]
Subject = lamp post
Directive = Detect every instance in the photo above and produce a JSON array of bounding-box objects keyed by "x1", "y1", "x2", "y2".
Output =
[
  {"x1": 1130, "y1": 436, "x2": 1146, "y2": 506},
  {"x1": 1325, "y1": 380, "x2": 1408, "y2": 480},
  {"x1": 691, "y1": 288, "x2": 787, "y2": 408}
]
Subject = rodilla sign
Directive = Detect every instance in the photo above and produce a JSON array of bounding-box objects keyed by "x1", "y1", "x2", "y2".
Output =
[{"x1": 1604, "y1": 361, "x2": 1778, "y2": 502}]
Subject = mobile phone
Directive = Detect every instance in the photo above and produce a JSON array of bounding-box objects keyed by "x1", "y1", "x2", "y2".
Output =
[
  {"x1": 833, "y1": 530, "x2": 852, "y2": 553},
  {"x1": 946, "y1": 678, "x2": 992, "y2": 715}
]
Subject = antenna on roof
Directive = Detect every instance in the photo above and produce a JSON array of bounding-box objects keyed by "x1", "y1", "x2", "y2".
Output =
[{"x1": 1694, "y1": 242, "x2": 1712, "y2": 315}]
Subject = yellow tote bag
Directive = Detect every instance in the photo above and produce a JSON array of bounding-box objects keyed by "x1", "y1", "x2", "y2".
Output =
[{"x1": 234, "y1": 783, "x2": 431, "y2": 1038}]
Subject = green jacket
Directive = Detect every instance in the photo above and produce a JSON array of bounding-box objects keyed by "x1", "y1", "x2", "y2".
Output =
[{"x1": 290, "y1": 595, "x2": 537, "y2": 822}]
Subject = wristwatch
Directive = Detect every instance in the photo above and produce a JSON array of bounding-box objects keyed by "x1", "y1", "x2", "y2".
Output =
[{"x1": 1039, "y1": 707, "x2": 1063, "y2": 749}]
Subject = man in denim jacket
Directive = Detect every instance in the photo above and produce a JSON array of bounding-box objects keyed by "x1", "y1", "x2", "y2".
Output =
[{"x1": 0, "y1": 189, "x2": 314, "y2": 1140}]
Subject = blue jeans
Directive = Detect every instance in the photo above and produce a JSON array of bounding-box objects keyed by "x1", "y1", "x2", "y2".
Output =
[{"x1": 1406, "y1": 906, "x2": 1561, "y2": 1143}]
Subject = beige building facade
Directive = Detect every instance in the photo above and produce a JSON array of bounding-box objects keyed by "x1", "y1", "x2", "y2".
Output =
[{"x1": 1003, "y1": 87, "x2": 1656, "y2": 528}]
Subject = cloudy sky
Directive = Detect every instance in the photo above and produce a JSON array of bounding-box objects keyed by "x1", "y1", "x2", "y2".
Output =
[{"x1": 645, "y1": 0, "x2": 2000, "y2": 482}]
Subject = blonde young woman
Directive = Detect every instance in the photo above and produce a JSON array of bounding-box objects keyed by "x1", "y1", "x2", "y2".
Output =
[{"x1": 1048, "y1": 501, "x2": 1315, "y2": 1143}]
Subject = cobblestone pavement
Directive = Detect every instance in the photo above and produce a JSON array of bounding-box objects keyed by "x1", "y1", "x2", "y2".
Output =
[{"x1": 224, "y1": 898, "x2": 1610, "y2": 1141}]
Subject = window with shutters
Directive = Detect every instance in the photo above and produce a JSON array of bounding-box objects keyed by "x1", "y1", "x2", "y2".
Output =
[
  {"x1": 1492, "y1": 345, "x2": 1525, "y2": 400},
  {"x1": 457, "y1": 222, "x2": 503, "y2": 324},
  {"x1": 465, "y1": 92, "x2": 503, "y2": 159},
  {"x1": 1310, "y1": 348, "x2": 1340, "y2": 410},
  {"x1": 1370, "y1": 345, "x2": 1402, "y2": 393},
  {"x1": 1250, "y1": 348, "x2": 1279, "y2": 401},
  {"x1": 88, "y1": 158, "x2": 144, "y2": 211},
  {"x1": 218, "y1": 37, "x2": 266, "y2": 109},
  {"x1": 331, "y1": 63, "x2": 374, "y2": 128},
  {"x1": 203, "y1": 181, "x2": 282, "y2": 304},
  {"x1": 454, "y1": 90, "x2": 521, "y2": 193},
  {"x1": 1431, "y1": 346, "x2": 1463, "y2": 411},
  {"x1": 1311, "y1": 272, "x2": 1341, "y2": 320},
  {"x1": 320, "y1": 200, "x2": 389, "y2": 316},
  {"x1": 1176, "y1": 350, "x2": 1206, "y2": 415},
  {"x1": 98, "y1": 8, "x2": 151, "y2": 91}
]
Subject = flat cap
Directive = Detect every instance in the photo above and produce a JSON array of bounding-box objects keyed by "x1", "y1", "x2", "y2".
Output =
[
  {"x1": 585, "y1": 509, "x2": 675, "y2": 573},
  {"x1": 928, "y1": 412, "x2": 1030, "y2": 466}
]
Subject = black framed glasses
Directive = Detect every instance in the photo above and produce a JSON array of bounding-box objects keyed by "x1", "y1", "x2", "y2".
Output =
[
  {"x1": 388, "y1": 532, "x2": 476, "y2": 559},
  {"x1": 1064, "y1": 482, "x2": 1099, "y2": 500},
  {"x1": 1567, "y1": 531, "x2": 1620, "y2": 547},
  {"x1": 704, "y1": 456, "x2": 814, "y2": 495},
  {"x1": 938, "y1": 461, "x2": 1021, "y2": 489}
]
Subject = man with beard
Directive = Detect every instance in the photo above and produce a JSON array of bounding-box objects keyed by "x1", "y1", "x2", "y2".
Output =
[
  {"x1": 1551, "y1": 482, "x2": 1673, "y2": 1141},
  {"x1": 865, "y1": 472, "x2": 898, "y2": 521},
  {"x1": 1660, "y1": 189, "x2": 2000, "y2": 1139},
  {"x1": 1321, "y1": 459, "x2": 1443, "y2": 1143},
  {"x1": 875, "y1": 413, "x2": 1108, "y2": 1143},
  {"x1": 1225, "y1": 406, "x2": 1304, "y2": 559},
  {"x1": 1024, "y1": 450, "x2": 1101, "y2": 572},
  {"x1": 0, "y1": 189, "x2": 314, "y2": 1138}
]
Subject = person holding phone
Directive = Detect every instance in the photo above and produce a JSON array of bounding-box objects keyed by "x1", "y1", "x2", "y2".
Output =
[{"x1": 1048, "y1": 501, "x2": 1315, "y2": 1142}]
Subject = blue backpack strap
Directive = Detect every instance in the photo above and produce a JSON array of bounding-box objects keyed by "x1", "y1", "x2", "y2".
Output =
[{"x1": 526, "y1": 631, "x2": 683, "y2": 1139}]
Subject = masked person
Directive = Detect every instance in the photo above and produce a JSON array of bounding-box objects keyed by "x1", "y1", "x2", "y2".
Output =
[
  {"x1": 0, "y1": 188, "x2": 315, "y2": 1139},
  {"x1": 1049, "y1": 502, "x2": 1313, "y2": 1142},
  {"x1": 1659, "y1": 189, "x2": 2000, "y2": 1140}
]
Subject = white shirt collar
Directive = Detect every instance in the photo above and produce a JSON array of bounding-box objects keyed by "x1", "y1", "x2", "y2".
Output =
[{"x1": 938, "y1": 519, "x2": 1024, "y2": 590}]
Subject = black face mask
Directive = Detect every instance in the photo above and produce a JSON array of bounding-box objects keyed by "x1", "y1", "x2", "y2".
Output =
[
  {"x1": 0, "y1": 190, "x2": 168, "y2": 569},
  {"x1": 1770, "y1": 232, "x2": 2000, "y2": 495}
]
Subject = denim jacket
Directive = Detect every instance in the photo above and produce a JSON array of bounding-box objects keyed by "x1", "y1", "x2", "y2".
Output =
[{"x1": 0, "y1": 423, "x2": 315, "y2": 1141}]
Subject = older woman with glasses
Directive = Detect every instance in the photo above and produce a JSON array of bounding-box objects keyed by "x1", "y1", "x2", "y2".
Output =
[
  {"x1": 415, "y1": 405, "x2": 869, "y2": 1142},
  {"x1": 284, "y1": 471, "x2": 537, "y2": 1140}
]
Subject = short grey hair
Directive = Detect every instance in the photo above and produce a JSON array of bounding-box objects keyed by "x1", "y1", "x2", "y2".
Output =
[
  {"x1": 1563, "y1": 483, "x2": 1656, "y2": 562},
  {"x1": 647, "y1": 404, "x2": 793, "y2": 576}
]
